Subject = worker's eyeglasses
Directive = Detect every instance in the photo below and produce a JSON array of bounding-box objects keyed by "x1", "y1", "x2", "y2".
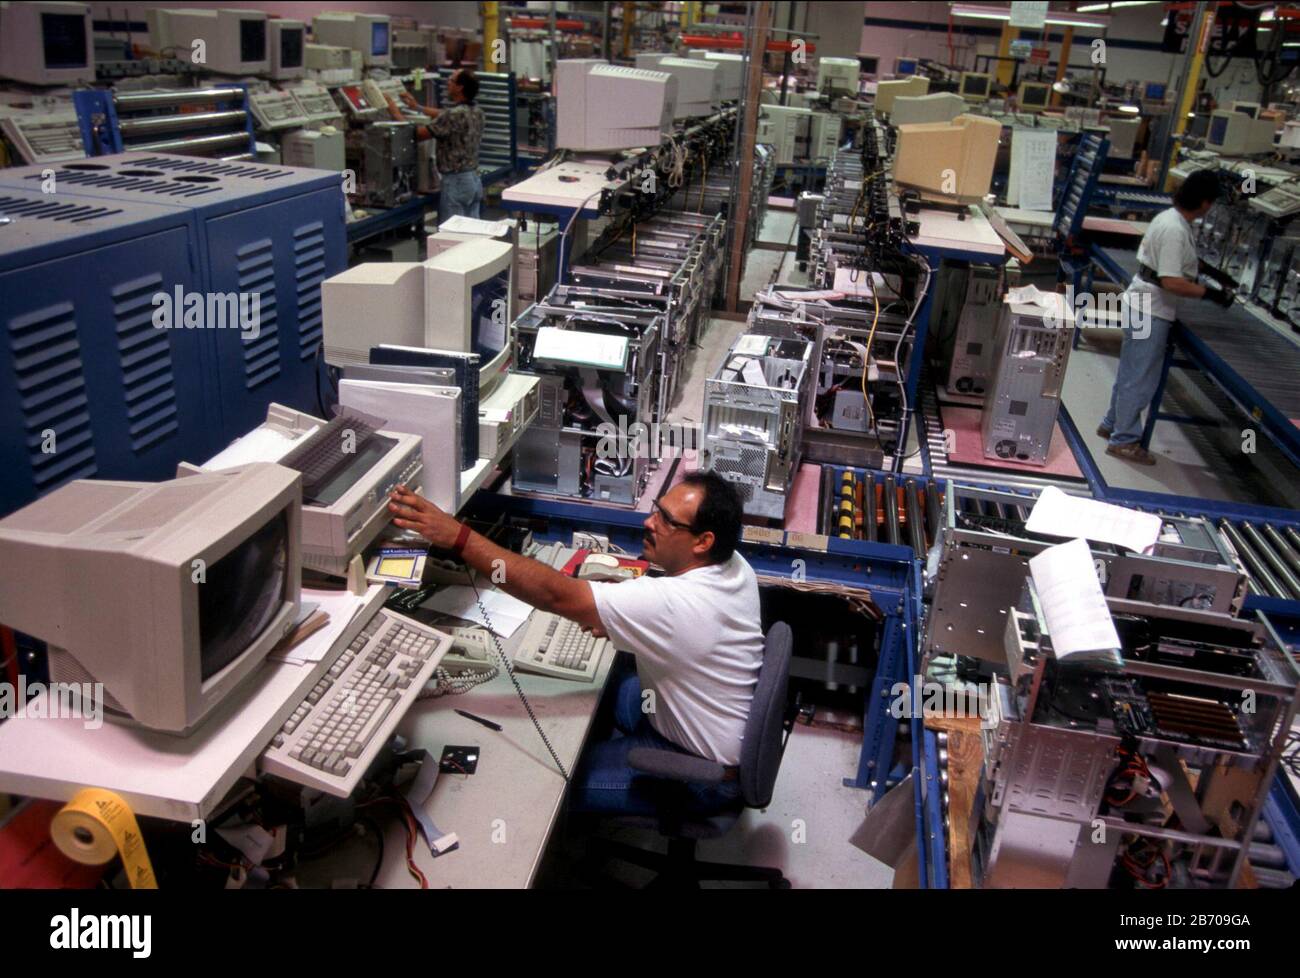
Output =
[{"x1": 650, "y1": 500, "x2": 695, "y2": 533}]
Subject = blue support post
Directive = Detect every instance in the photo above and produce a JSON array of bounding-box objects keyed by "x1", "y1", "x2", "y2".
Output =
[{"x1": 846, "y1": 603, "x2": 906, "y2": 798}]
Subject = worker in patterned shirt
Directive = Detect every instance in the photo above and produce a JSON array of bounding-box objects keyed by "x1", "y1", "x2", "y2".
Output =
[{"x1": 385, "y1": 67, "x2": 486, "y2": 223}]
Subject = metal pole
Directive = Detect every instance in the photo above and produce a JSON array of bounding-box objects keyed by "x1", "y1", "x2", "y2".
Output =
[
  {"x1": 724, "y1": 0, "x2": 774, "y2": 313},
  {"x1": 482, "y1": 2, "x2": 501, "y2": 73},
  {"x1": 779, "y1": 1, "x2": 796, "y2": 106},
  {"x1": 1161, "y1": 1, "x2": 1214, "y2": 190}
]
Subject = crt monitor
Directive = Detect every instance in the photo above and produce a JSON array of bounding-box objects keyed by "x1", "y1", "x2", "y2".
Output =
[
  {"x1": 652, "y1": 57, "x2": 720, "y2": 117},
  {"x1": 1019, "y1": 81, "x2": 1051, "y2": 110},
  {"x1": 425, "y1": 239, "x2": 515, "y2": 388},
  {"x1": 240, "y1": 16, "x2": 267, "y2": 63},
  {"x1": 875, "y1": 76, "x2": 930, "y2": 116},
  {"x1": 312, "y1": 12, "x2": 392, "y2": 67},
  {"x1": 859, "y1": 54, "x2": 880, "y2": 76},
  {"x1": 0, "y1": 1, "x2": 94, "y2": 86},
  {"x1": 1232, "y1": 101, "x2": 1260, "y2": 119},
  {"x1": 0, "y1": 463, "x2": 303, "y2": 735},
  {"x1": 1144, "y1": 81, "x2": 1166, "y2": 100},
  {"x1": 895, "y1": 57, "x2": 918, "y2": 76},
  {"x1": 154, "y1": 8, "x2": 269, "y2": 75},
  {"x1": 960, "y1": 72, "x2": 990, "y2": 101},
  {"x1": 372, "y1": 20, "x2": 390, "y2": 59},
  {"x1": 687, "y1": 50, "x2": 744, "y2": 101},
  {"x1": 555, "y1": 59, "x2": 677, "y2": 151},
  {"x1": 1208, "y1": 111, "x2": 1233, "y2": 148},
  {"x1": 322, "y1": 262, "x2": 425, "y2": 366},
  {"x1": 894, "y1": 114, "x2": 1002, "y2": 203},
  {"x1": 269, "y1": 19, "x2": 305, "y2": 80}
]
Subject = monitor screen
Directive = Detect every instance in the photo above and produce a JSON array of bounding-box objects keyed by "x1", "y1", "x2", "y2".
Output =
[
  {"x1": 1235, "y1": 104, "x2": 1258, "y2": 119},
  {"x1": 240, "y1": 18, "x2": 267, "y2": 63},
  {"x1": 1144, "y1": 82, "x2": 1166, "y2": 100},
  {"x1": 372, "y1": 21, "x2": 390, "y2": 57},
  {"x1": 42, "y1": 12, "x2": 87, "y2": 69},
  {"x1": 964, "y1": 75, "x2": 988, "y2": 97},
  {"x1": 198, "y1": 508, "x2": 289, "y2": 681},
  {"x1": 1022, "y1": 85, "x2": 1048, "y2": 108},
  {"x1": 281, "y1": 27, "x2": 304, "y2": 68},
  {"x1": 859, "y1": 56, "x2": 879, "y2": 75},
  {"x1": 897, "y1": 58, "x2": 917, "y2": 76},
  {"x1": 471, "y1": 267, "x2": 511, "y2": 360},
  {"x1": 1209, "y1": 114, "x2": 1229, "y2": 145}
]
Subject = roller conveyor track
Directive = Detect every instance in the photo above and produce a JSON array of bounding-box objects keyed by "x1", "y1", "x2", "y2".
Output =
[
  {"x1": 1178, "y1": 304, "x2": 1300, "y2": 418},
  {"x1": 1094, "y1": 186, "x2": 1172, "y2": 212},
  {"x1": 1098, "y1": 245, "x2": 1300, "y2": 420}
]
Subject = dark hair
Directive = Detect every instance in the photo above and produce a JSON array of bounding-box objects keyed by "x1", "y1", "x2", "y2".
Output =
[
  {"x1": 1174, "y1": 169, "x2": 1222, "y2": 211},
  {"x1": 455, "y1": 68, "x2": 480, "y2": 102},
  {"x1": 680, "y1": 471, "x2": 743, "y2": 564}
]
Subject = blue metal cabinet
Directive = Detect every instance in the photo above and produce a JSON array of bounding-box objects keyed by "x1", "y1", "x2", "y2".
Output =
[
  {"x1": 0, "y1": 195, "x2": 211, "y2": 515},
  {"x1": 203, "y1": 192, "x2": 343, "y2": 440},
  {"x1": 0, "y1": 153, "x2": 347, "y2": 514}
]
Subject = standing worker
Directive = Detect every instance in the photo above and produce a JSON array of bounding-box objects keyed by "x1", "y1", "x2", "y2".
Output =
[
  {"x1": 1099, "y1": 169, "x2": 1233, "y2": 465},
  {"x1": 385, "y1": 67, "x2": 485, "y2": 223}
]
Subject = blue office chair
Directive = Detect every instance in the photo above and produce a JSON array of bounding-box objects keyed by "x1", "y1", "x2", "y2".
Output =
[{"x1": 591, "y1": 621, "x2": 797, "y2": 889}]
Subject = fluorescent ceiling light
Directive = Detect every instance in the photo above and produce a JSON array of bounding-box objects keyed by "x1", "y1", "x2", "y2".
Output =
[
  {"x1": 1077, "y1": 1, "x2": 1160, "y2": 11},
  {"x1": 949, "y1": 4, "x2": 1111, "y2": 28}
]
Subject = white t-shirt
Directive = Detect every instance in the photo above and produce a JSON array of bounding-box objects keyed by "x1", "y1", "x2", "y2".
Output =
[
  {"x1": 590, "y1": 553, "x2": 764, "y2": 766},
  {"x1": 1123, "y1": 207, "x2": 1199, "y2": 322}
]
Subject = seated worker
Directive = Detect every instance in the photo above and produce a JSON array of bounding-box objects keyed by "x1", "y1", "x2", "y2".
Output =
[
  {"x1": 383, "y1": 67, "x2": 485, "y2": 223},
  {"x1": 387, "y1": 472, "x2": 765, "y2": 815}
]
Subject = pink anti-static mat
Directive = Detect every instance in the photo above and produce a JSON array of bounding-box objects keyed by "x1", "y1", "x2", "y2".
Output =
[
  {"x1": 668, "y1": 456, "x2": 821, "y2": 531},
  {"x1": 782, "y1": 463, "x2": 823, "y2": 533},
  {"x1": 940, "y1": 404, "x2": 1085, "y2": 479}
]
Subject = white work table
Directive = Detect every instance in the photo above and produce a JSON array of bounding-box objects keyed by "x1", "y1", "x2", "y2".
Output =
[
  {"x1": 371, "y1": 649, "x2": 616, "y2": 889},
  {"x1": 909, "y1": 204, "x2": 1006, "y2": 256},
  {"x1": 0, "y1": 586, "x2": 389, "y2": 822},
  {"x1": 994, "y1": 205, "x2": 1150, "y2": 237}
]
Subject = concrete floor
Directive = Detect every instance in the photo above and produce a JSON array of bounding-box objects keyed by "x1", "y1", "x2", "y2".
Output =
[
  {"x1": 1064, "y1": 325, "x2": 1300, "y2": 510},
  {"x1": 663, "y1": 208, "x2": 810, "y2": 429},
  {"x1": 536, "y1": 720, "x2": 895, "y2": 889}
]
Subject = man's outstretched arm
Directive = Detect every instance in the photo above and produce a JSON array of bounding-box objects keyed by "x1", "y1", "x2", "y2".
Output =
[{"x1": 387, "y1": 486, "x2": 603, "y2": 631}]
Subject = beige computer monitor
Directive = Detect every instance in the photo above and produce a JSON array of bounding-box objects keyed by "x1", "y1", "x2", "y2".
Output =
[
  {"x1": 875, "y1": 76, "x2": 930, "y2": 117},
  {"x1": 1019, "y1": 81, "x2": 1051, "y2": 112},
  {"x1": 959, "y1": 72, "x2": 991, "y2": 103},
  {"x1": 891, "y1": 92, "x2": 967, "y2": 126},
  {"x1": 0, "y1": 463, "x2": 303, "y2": 734},
  {"x1": 894, "y1": 114, "x2": 1002, "y2": 203}
]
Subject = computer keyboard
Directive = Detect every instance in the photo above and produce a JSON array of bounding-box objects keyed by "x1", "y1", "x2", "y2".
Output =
[
  {"x1": 512, "y1": 611, "x2": 609, "y2": 682},
  {"x1": 260, "y1": 607, "x2": 452, "y2": 797}
]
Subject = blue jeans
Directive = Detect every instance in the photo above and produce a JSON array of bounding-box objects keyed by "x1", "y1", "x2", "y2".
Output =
[
  {"x1": 1102, "y1": 314, "x2": 1173, "y2": 446},
  {"x1": 569, "y1": 656, "x2": 743, "y2": 817},
  {"x1": 438, "y1": 169, "x2": 482, "y2": 224}
]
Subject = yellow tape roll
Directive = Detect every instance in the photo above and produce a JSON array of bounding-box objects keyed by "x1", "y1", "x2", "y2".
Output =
[{"x1": 51, "y1": 788, "x2": 157, "y2": 889}]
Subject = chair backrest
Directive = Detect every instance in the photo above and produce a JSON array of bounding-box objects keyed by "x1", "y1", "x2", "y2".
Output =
[{"x1": 738, "y1": 621, "x2": 793, "y2": 809}]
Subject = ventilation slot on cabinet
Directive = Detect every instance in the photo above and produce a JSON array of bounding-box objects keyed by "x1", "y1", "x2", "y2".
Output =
[
  {"x1": 8, "y1": 301, "x2": 97, "y2": 490},
  {"x1": 293, "y1": 221, "x2": 327, "y2": 358},
  {"x1": 236, "y1": 238, "x2": 281, "y2": 389},
  {"x1": 112, "y1": 274, "x2": 180, "y2": 451}
]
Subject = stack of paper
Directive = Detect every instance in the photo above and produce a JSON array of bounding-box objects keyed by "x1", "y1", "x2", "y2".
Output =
[
  {"x1": 1025, "y1": 486, "x2": 1163, "y2": 554},
  {"x1": 1028, "y1": 538, "x2": 1121, "y2": 658},
  {"x1": 420, "y1": 586, "x2": 533, "y2": 638}
]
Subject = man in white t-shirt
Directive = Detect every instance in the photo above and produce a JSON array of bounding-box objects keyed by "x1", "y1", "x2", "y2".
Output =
[
  {"x1": 1099, "y1": 168, "x2": 1231, "y2": 465},
  {"x1": 386, "y1": 471, "x2": 764, "y2": 815}
]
